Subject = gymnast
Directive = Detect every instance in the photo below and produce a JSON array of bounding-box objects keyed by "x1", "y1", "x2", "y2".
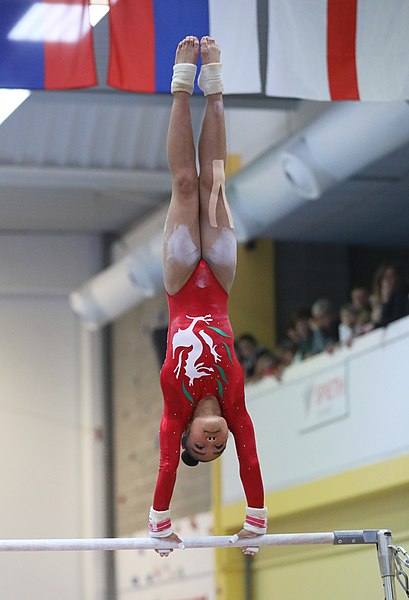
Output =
[{"x1": 148, "y1": 35, "x2": 267, "y2": 555}]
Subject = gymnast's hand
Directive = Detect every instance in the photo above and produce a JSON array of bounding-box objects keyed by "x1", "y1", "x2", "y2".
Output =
[
  {"x1": 231, "y1": 528, "x2": 263, "y2": 556},
  {"x1": 154, "y1": 532, "x2": 183, "y2": 558}
]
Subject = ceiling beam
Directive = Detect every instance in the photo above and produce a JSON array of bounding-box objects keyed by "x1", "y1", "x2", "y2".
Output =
[
  {"x1": 30, "y1": 89, "x2": 299, "y2": 111},
  {"x1": 0, "y1": 165, "x2": 171, "y2": 194}
]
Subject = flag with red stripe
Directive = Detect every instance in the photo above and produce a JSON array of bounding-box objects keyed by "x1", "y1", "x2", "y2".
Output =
[
  {"x1": 266, "y1": 0, "x2": 409, "y2": 100},
  {"x1": 0, "y1": 0, "x2": 97, "y2": 90},
  {"x1": 107, "y1": 0, "x2": 261, "y2": 94}
]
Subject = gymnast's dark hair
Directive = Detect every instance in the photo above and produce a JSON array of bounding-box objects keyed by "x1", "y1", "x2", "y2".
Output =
[{"x1": 181, "y1": 434, "x2": 199, "y2": 467}]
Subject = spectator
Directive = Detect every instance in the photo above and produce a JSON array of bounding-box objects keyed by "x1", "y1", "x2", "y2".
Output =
[
  {"x1": 310, "y1": 298, "x2": 339, "y2": 354},
  {"x1": 377, "y1": 263, "x2": 409, "y2": 327},
  {"x1": 367, "y1": 262, "x2": 409, "y2": 329},
  {"x1": 338, "y1": 303, "x2": 362, "y2": 344},
  {"x1": 367, "y1": 292, "x2": 383, "y2": 328},
  {"x1": 235, "y1": 333, "x2": 265, "y2": 379},
  {"x1": 287, "y1": 306, "x2": 314, "y2": 361},
  {"x1": 252, "y1": 350, "x2": 281, "y2": 382},
  {"x1": 275, "y1": 338, "x2": 298, "y2": 368},
  {"x1": 351, "y1": 286, "x2": 371, "y2": 326}
]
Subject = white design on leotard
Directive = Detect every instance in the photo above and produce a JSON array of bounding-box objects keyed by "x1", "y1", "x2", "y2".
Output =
[{"x1": 172, "y1": 315, "x2": 222, "y2": 385}]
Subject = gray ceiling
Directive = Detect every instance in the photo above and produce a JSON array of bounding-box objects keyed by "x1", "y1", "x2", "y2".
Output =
[
  {"x1": 0, "y1": 90, "x2": 173, "y2": 232},
  {"x1": 264, "y1": 144, "x2": 409, "y2": 247}
]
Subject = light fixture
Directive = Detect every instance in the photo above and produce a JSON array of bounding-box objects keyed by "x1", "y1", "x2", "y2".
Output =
[
  {"x1": 0, "y1": 89, "x2": 31, "y2": 126},
  {"x1": 88, "y1": 4, "x2": 110, "y2": 27},
  {"x1": 8, "y1": 3, "x2": 91, "y2": 43}
]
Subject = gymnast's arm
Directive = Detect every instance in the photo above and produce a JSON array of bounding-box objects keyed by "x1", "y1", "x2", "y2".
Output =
[
  {"x1": 228, "y1": 407, "x2": 265, "y2": 506},
  {"x1": 226, "y1": 398, "x2": 268, "y2": 545},
  {"x1": 148, "y1": 404, "x2": 188, "y2": 544}
]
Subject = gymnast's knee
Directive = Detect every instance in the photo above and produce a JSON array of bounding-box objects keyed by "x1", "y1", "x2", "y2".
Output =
[{"x1": 172, "y1": 168, "x2": 198, "y2": 197}]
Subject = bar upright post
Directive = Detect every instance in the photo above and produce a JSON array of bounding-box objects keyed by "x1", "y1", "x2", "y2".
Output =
[{"x1": 377, "y1": 529, "x2": 396, "y2": 600}]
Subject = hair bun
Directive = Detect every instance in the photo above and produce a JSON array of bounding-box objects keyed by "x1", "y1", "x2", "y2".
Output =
[{"x1": 181, "y1": 449, "x2": 199, "y2": 467}]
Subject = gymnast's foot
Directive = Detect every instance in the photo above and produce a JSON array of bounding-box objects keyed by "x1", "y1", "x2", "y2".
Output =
[
  {"x1": 200, "y1": 36, "x2": 221, "y2": 65},
  {"x1": 198, "y1": 37, "x2": 223, "y2": 96},
  {"x1": 171, "y1": 37, "x2": 199, "y2": 95},
  {"x1": 175, "y1": 35, "x2": 199, "y2": 65}
]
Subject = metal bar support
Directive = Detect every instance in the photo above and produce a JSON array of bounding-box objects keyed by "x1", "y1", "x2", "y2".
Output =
[{"x1": 377, "y1": 529, "x2": 396, "y2": 600}]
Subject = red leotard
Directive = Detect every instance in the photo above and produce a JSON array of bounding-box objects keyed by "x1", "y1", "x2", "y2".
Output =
[{"x1": 153, "y1": 259, "x2": 264, "y2": 511}]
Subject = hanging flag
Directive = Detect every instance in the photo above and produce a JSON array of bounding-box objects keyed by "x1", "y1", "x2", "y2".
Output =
[
  {"x1": 107, "y1": 0, "x2": 261, "y2": 94},
  {"x1": 0, "y1": 0, "x2": 97, "y2": 89},
  {"x1": 266, "y1": 0, "x2": 409, "y2": 101}
]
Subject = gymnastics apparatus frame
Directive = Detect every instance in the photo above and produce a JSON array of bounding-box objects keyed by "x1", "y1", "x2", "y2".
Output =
[{"x1": 1, "y1": 529, "x2": 409, "y2": 599}]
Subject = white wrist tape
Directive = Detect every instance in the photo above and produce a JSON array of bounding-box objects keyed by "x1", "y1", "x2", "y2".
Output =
[
  {"x1": 198, "y1": 63, "x2": 223, "y2": 96},
  {"x1": 148, "y1": 507, "x2": 173, "y2": 538},
  {"x1": 171, "y1": 63, "x2": 197, "y2": 95},
  {"x1": 243, "y1": 506, "x2": 267, "y2": 535}
]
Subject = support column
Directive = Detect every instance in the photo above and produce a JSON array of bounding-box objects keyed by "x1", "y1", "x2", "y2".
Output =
[{"x1": 377, "y1": 529, "x2": 396, "y2": 600}]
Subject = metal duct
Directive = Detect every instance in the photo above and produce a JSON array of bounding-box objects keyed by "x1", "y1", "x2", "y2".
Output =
[
  {"x1": 232, "y1": 100, "x2": 409, "y2": 240},
  {"x1": 71, "y1": 101, "x2": 409, "y2": 329},
  {"x1": 282, "y1": 101, "x2": 409, "y2": 196},
  {"x1": 69, "y1": 215, "x2": 165, "y2": 330}
]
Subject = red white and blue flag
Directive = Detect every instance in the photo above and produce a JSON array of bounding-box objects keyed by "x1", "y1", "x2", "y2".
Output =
[
  {"x1": 2, "y1": 0, "x2": 407, "y2": 99},
  {"x1": 266, "y1": 0, "x2": 409, "y2": 101},
  {"x1": 0, "y1": 0, "x2": 97, "y2": 89},
  {"x1": 107, "y1": 0, "x2": 261, "y2": 94}
]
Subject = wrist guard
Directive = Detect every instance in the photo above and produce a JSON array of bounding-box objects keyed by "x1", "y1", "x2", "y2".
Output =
[
  {"x1": 148, "y1": 507, "x2": 173, "y2": 538},
  {"x1": 243, "y1": 506, "x2": 267, "y2": 535}
]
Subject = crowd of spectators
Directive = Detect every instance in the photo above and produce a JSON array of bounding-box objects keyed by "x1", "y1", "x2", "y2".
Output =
[{"x1": 236, "y1": 261, "x2": 409, "y2": 384}]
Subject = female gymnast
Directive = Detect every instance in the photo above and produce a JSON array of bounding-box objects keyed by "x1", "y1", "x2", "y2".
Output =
[{"x1": 148, "y1": 36, "x2": 267, "y2": 555}]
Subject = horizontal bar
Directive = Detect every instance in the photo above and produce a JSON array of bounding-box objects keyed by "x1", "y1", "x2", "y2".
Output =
[
  {"x1": 333, "y1": 530, "x2": 380, "y2": 545},
  {"x1": 0, "y1": 531, "x2": 381, "y2": 552}
]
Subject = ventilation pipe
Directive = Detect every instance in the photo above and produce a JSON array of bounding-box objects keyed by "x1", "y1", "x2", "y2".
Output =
[
  {"x1": 71, "y1": 101, "x2": 409, "y2": 329},
  {"x1": 69, "y1": 211, "x2": 165, "y2": 330},
  {"x1": 283, "y1": 101, "x2": 409, "y2": 192},
  {"x1": 232, "y1": 100, "x2": 409, "y2": 241}
]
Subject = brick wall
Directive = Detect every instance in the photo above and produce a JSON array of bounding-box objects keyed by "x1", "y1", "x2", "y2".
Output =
[{"x1": 112, "y1": 292, "x2": 212, "y2": 537}]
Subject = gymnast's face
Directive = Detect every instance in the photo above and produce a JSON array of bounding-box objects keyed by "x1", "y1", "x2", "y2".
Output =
[{"x1": 185, "y1": 416, "x2": 228, "y2": 462}]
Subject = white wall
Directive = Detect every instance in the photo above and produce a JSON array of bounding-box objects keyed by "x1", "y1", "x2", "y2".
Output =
[
  {"x1": 222, "y1": 315, "x2": 409, "y2": 504},
  {"x1": 115, "y1": 512, "x2": 215, "y2": 600},
  {"x1": 0, "y1": 234, "x2": 106, "y2": 600}
]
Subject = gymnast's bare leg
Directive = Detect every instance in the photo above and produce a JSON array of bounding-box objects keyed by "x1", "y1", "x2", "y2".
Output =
[
  {"x1": 163, "y1": 36, "x2": 237, "y2": 296},
  {"x1": 197, "y1": 36, "x2": 237, "y2": 291},
  {"x1": 163, "y1": 36, "x2": 201, "y2": 296}
]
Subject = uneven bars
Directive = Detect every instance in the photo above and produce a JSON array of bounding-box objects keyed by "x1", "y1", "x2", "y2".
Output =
[{"x1": 0, "y1": 530, "x2": 380, "y2": 552}]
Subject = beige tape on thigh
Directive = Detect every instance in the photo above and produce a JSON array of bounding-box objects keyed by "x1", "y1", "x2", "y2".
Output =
[{"x1": 208, "y1": 159, "x2": 234, "y2": 228}]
